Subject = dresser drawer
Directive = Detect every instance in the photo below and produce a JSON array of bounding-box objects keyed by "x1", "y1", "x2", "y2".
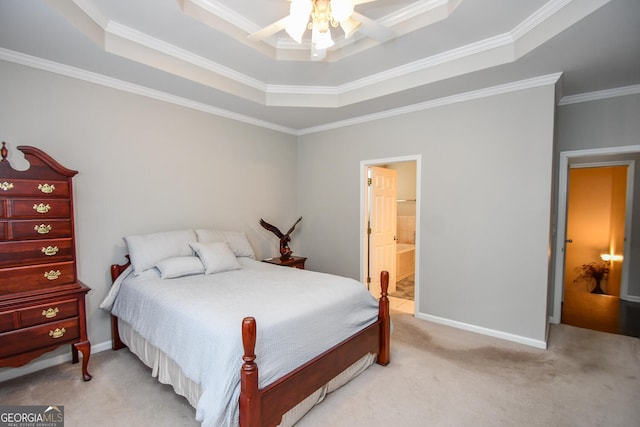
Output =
[
  {"x1": 0, "y1": 311, "x2": 13, "y2": 333},
  {"x1": 0, "y1": 317, "x2": 79, "y2": 358},
  {"x1": 7, "y1": 219, "x2": 72, "y2": 240},
  {"x1": 18, "y1": 298, "x2": 79, "y2": 328},
  {"x1": 0, "y1": 239, "x2": 73, "y2": 268},
  {"x1": 8, "y1": 199, "x2": 71, "y2": 219},
  {"x1": 0, "y1": 179, "x2": 69, "y2": 198},
  {"x1": 0, "y1": 262, "x2": 75, "y2": 296}
]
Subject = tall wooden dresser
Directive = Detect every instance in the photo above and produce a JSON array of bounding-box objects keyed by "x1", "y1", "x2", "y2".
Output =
[{"x1": 0, "y1": 142, "x2": 91, "y2": 381}]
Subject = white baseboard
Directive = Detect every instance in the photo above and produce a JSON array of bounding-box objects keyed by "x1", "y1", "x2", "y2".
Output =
[
  {"x1": 622, "y1": 295, "x2": 640, "y2": 303},
  {"x1": 0, "y1": 340, "x2": 112, "y2": 383},
  {"x1": 415, "y1": 312, "x2": 548, "y2": 349}
]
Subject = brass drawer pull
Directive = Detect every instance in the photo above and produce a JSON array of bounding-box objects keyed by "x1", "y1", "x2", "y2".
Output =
[
  {"x1": 0, "y1": 181, "x2": 14, "y2": 191},
  {"x1": 41, "y1": 246, "x2": 59, "y2": 256},
  {"x1": 43, "y1": 270, "x2": 61, "y2": 280},
  {"x1": 38, "y1": 183, "x2": 55, "y2": 194},
  {"x1": 33, "y1": 203, "x2": 51, "y2": 214},
  {"x1": 34, "y1": 224, "x2": 52, "y2": 234},
  {"x1": 49, "y1": 328, "x2": 66, "y2": 339},
  {"x1": 42, "y1": 307, "x2": 59, "y2": 318}
]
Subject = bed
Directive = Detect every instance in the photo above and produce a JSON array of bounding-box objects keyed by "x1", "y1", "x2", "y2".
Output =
[{"x1": 101, "y1": 228, "x2": 390, "y2": 427}]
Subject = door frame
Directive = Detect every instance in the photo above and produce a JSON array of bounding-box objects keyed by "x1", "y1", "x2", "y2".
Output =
[
  {"x1": 360, "y1": 155, "x2": 421, "y2": 311},
  {"x1": 552, "y1": 145, "x2": 640, "y2": 324}
]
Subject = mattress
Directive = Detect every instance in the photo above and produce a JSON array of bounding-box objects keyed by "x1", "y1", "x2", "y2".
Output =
[{"x1": 103, "y1": 257, "x2": 379, "y2": 426}]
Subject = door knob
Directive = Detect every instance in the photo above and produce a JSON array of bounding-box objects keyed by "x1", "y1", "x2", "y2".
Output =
[{"x1": 565, "y1": 239, "x2": 573, "y2": 243}]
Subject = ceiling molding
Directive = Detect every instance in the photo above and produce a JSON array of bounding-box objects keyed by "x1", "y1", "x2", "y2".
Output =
[
  {"x1": 558, "y1": 84, "x2": 640, "y2": 106},
  {"x1": 511, "y1": 0, "x2": 572, "y2": 39},
  {"x1": 298, "y1": 73, "x2": 563, "y2": 135},
  {"x1": 47, "y1": 0, "x2": 608, "y2": 109},
  {"x1": 1, "y1": 48, "x2": 570, "y2": 138},
  {"x1": 184, "y1": 0, "x2": 258, "y2": 34},
  {"x1": 106, "y1": 22, "x2": 265, "y2": 91},
  {"x1": 50, "y1": 0, "x2": 610, "y2": 108},
  {"x1": 0, "y1": 48, "x2": 296, "y2": 135}
]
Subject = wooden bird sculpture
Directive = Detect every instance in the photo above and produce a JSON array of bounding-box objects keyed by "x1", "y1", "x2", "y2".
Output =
[{"x1": 259, "y1": 216, "x2": 302, "y2": 260}]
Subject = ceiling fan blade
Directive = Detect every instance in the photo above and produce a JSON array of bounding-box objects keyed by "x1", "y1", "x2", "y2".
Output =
[
  {"x1": 351, "y1": 11, "x2": 395, "y2": 42},
  {"x1": 248, "y1": 16, "x2": 289, "y2": 42}
]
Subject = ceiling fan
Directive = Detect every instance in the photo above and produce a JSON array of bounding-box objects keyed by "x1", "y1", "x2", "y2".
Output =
[{"x1": 248, "y1": 0, "x2": 395, "y2": 59}]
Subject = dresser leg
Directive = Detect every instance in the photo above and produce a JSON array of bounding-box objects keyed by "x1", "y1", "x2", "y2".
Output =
[
  {"x1": 71, "y1": 344, "x2": 79, "y2": 363},
  {"x1": 73, "y1": 341, "x2": 92, "y2": 381}
]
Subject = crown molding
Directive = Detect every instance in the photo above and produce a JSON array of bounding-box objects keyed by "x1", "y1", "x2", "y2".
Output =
[
  {"x1": 298, "y1": 73, "x2": 563, "y2": 135},
  {"x1": 1, "y1": 48, "x2": 567, "y2": 138},
  {"x1": 46, "y1": 0, "x2": 608, "y2": 109},
  {"x1": 0, "y1": 48, "x2": 296, "y2": 135},
  {"x1": 558, "y1": 84, "x2": 640, "y2": 105},
  {"x1": 511, "y1": 0, "x2": 572, "y2": 40},
  {"x1": 186, "y1": 0, "x2": 259, "y2": 34},
  {"x1": 106, "y1": 21, "x2": 266, "y2": 92}
]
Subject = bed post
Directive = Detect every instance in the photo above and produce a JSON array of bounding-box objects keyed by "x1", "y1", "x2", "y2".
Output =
[
  {"x1": 110, "y1": 259, "x2": 130, "y2": 350},
  {"x1": 240, "y1": 317, "x2": 260, "y2": 427},
  {"x1": 377, "y1": 271, "x2": 390, "y2": 366}
]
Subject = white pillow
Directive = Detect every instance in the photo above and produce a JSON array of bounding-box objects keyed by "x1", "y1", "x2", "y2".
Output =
[
  {"x1": 155, "y1": 256, "x2": 205, "y2": 279},
  {"x1": 190, "y1": 241, "x2": 241, "y2": 275},
  {"x1": 124, "y1": 229, "x2": 197, "y2": 276},
  {"x1": 195, "y1": 229, "x2": 255, "y2": 259}
]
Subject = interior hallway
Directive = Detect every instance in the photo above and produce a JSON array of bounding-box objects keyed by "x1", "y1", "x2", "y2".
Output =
[{"x1": 562, "y1": 289, "x2": 640, "y2": 338}]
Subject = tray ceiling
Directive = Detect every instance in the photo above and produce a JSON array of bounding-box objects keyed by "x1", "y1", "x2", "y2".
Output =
[{"x1": 0, "y1": 0, "x2": 638, "y2": 133}]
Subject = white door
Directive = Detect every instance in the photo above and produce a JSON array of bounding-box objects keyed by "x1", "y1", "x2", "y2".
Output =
[{"x1": 368, "y1": 166, "x2": 397, "y2": 297}]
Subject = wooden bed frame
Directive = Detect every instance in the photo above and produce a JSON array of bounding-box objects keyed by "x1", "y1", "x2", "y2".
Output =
[{"x1": 110, "y1": 259, "x2": 390, "y2": 427}]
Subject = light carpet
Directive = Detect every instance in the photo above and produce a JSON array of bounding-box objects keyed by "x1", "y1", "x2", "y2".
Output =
[{"x1": 1, "y1": 311, "x2": 638, "y2": 426}]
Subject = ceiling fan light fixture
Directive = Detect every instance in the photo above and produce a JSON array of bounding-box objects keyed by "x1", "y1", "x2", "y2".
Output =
[
  {"x1": 283, "y1": 0, "x2": 358, "y2": 53},
  {"x1": 313, "y1": 0, "x2": 332, "y2": 33},
  {"x1": 312, "y1": 24, "x2": 334, "y2": 49},
  {"x1": 285, "y1": 0, "x2": 313, "y2": 43},
  {"x1": 330, "y1": 0, "x2": 354, "y2": 23}
]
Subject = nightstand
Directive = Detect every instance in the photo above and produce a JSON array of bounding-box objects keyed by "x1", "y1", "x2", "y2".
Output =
[{"x1": 263, "y1": 256, "x2": 307, "y2": 269}]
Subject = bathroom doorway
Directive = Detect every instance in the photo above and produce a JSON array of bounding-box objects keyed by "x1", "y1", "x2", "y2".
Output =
[{"x1": 361, "y1": 156, "x2": 421, "y2": 314}]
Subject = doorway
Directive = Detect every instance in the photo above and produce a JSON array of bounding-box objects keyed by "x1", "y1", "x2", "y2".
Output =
[
  {"x1": 361, "y1": 156, "x2": 421, "y2": 315},
  {"x1": 561, "y1": 164, "x2": 629, "y2": 334},
  {"x1": 553, "y1": 146, "x2": 640, "y2": 338}
]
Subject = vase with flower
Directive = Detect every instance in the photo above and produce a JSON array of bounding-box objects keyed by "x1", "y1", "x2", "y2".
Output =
[{"x1": 574, "y1": 261, "x2": 609, "y2": 294}]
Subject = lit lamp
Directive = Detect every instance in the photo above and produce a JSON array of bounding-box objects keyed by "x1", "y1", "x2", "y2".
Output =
[
  {"x1": 285, "y1": 0, "x2": 312, "y2": 43},
  {"x1": 284, "y1": 0, "x2": 360, "y2": 59},
  {"x1": 601, "y1": 253, "x2": 623, "y2": 262},
  {"x1": 331, "y1": 0, "x2": 361, "y2": 37}
]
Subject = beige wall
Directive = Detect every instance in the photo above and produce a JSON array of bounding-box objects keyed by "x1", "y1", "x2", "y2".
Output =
[
  {"x1": 0, "y1": 56, "x2": 558, "y2": 377},
  {"x1": 0, "y1": 60, "x2": 298, "y2": 373},
  {"x1": 297, "y1": 85, "x2": 556, "y2": 345}
]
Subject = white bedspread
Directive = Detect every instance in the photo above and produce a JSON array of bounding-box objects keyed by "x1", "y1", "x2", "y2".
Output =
[{"x1": 103, "y1": 258, "x2": 379, "y2": 427}]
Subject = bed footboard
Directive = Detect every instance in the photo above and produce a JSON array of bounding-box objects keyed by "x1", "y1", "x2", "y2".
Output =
[{"x1": 239, "y1": 271, "x2": 391, "y2": 427}]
